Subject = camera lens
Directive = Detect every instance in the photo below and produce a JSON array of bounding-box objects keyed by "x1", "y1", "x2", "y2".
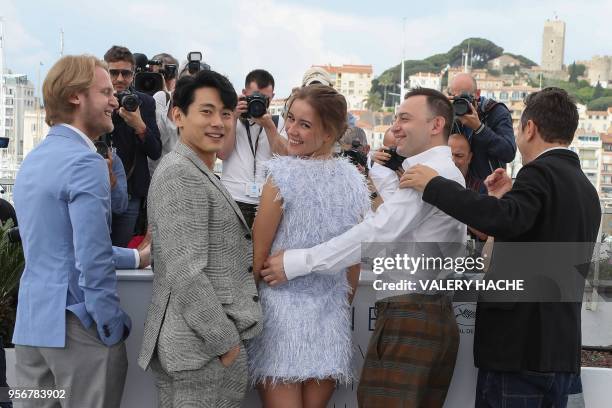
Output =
[
  {"x1": 122, "y1": 94, "x2": 140, "y2": 112},
  {"x1": 248, "y1": 100, "x2": 267, "y2": 118},
  {"x1": 453, "y1": 99, "x2": 470, "y2": 116}
]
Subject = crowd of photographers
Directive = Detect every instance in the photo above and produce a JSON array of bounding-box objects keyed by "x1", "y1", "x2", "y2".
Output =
[
  {"x1": 1, "y1": 43, "x2": 532, "y2": 408},
  {"x1": 46, "y1": 44, "x2": 516, "y2": 248}
]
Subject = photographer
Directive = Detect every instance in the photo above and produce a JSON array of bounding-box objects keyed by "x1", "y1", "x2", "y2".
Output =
[
  {"x1": 103, "y1": 45, "x2": 161, "y2": 247},
  {"x1": 149, "y1": 53, "x2": 180, "y2": 176},
  {"x1": 448, "y1": 73, "x2": 516, "y2": 183},
  {"x1": 369, "y1": 127, "x2": 403, "y2": 201},
  {"x1": 149, "y1": 53, "x2": 179, "y2": 93},
  {"x1": 218, "y1": 69, "x2": 287, "y2": 229}
]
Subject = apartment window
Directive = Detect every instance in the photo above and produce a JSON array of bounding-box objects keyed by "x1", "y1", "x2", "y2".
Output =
[
  {"x1": 349, "y1": 81, "x2": 355, "y2": 88},
  {"x1": 5, "y1": 118, "x2": 13, "y2": 127},
  {"x1": 500, "y1": 92, "x2": 508, "y2": 100},
  {"x1": 511, "y1": 92, "x2": 520, "y2": 100},
  {"x1": 5, "y1": 98, "x2": 13, "y2": 105},
  {"x1": 32, "y1": 124, "x2": 37, "y2": 132},
  {"x1": 5, "y1": 108, "x2": 13, "y2": 116},
  {"x1": 8, "y1": 89, "x2": 13, "y2": 95}
]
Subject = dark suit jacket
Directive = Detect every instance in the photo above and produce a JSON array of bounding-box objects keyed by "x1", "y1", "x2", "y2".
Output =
[
  {"x1": 423, "y1": 148, "x2": 601, "y2": 373},
  {"x1": 110, "y1": 89, "x2": 161, "y2": 198}
]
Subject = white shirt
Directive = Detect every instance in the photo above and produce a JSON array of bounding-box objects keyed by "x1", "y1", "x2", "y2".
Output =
[
  {"x1": 60, "y1": 124, "x2": 95, "y2": 152},
  {"x1": 283, "y1": 145, "x2": 468, "y2": 282},
  {"x1": 369, "y1": 162, "x2": 398, "y2": 202},
  {"x1": 149, "y1": 91, "x2": 178, "y2": 176},
  {"x1": 221, "y1": 117, "x2": 285, "y2": 204}
]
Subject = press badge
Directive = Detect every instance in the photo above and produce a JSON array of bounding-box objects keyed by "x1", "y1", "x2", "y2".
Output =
[{"x1": 245, "y1": 182, "x2": 263, "y2": 198}]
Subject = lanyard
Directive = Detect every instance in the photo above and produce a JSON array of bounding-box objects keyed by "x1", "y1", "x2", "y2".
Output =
[{"x1": 243, "y1": 119, "x2": 263, "y2": 179}]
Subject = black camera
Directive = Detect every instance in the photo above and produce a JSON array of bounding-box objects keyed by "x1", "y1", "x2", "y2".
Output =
[
  {"x1": 341, "y1": 140, "x2": 369, "y2": 171},
  {"x1": 381, "y1": 147, "x2": 406, "y2": 171},
  {"x1": 452, "y1": 93, "x2": 476, "y2": 116},
  {"x1": 186, "y1": 51, "x2": 211, "y2": 75},
  {"x1": 94, "y1": 140, "x2": 110, "y2": 159},
  {"x1": 241, "y1": 92, "x2": 269, "y2": 119},
  {"x1": 133, "y1": 53, "x2": 166, "y2": 95},
  {"x1": 115, "y1": 89, "x2": 141, "y2": 112}
]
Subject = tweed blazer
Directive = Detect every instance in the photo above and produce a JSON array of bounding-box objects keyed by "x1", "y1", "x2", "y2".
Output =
[{"x1": 138, "y1": 142, "x2": 262, "y2": 373}]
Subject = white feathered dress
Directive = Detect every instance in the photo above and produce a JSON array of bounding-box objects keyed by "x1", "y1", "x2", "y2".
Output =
[{"x1": 247, "y1": 155, "x2": 370, "y2": 385}]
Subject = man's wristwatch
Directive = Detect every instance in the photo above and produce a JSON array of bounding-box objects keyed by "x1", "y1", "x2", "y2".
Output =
[{"x1": 474, "y1": 123, "x2": 485, "y2": 135}]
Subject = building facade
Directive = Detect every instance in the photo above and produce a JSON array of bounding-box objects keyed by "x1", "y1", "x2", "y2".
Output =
[
  {"x1": 408, "y1": 72, "x2": 441, "y2": 91},
  {"x1": 312, "y1": 64, "x2": 373, "y2": 110},
  {"x1": 541, "y1": 18, "x2": 566, "y2": 72},
  {"x1": 570, "y1": 132, "x2": 602, "y2": 192},
  {"x1": 1, "y1": 74, "x2": 36, "y2": 180},
  {"x1": 600, "y1": 134, "x2": 612, "y2": 198},
  {"x1": 579, "y1": 109, "x2": 611, "y2": 134}
]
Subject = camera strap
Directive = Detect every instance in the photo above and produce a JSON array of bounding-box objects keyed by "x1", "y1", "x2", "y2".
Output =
[{"x1": 243, "y1": 119, "x2": 263, "y2": 179}]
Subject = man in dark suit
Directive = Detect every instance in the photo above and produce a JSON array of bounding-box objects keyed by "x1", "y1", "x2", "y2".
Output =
[
  {"x1": 103, "y1": 45, "x2": 161, "y2": 247},
  {"x1": 400, "y1": 87, "x2": 601, "y2": 407}
]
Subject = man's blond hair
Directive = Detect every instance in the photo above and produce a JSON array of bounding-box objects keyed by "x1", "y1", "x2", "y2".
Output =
[{"x1": 42, "y1": 55, "x2": 108, "y2": 126}]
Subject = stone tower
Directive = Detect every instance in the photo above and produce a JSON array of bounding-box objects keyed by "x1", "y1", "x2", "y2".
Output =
[{"x1": 541, "y1": 18, "x2": 566, "y2": 72}]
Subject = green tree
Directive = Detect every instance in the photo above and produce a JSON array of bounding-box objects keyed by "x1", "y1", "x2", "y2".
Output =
[
  {"x1": 378, "y1": 73, "x2": 394, "y2": 108},
  {"x1": 365, "y1": 91, "x2": 383, "y2": 112},
  {"x1": 502, "y1": 65, "x2": 520, "y2": 75},
  {"x1": 588, "y1": 96, "x2": 612, "y2": 111},
  {"x1": 593, "y1": 82, "x2": 605, "y2": 100},
  {"x1": 568, "y1": 62, "x2": 587, "y2": 83},
  {"x1": 446, "y1": 38, "x2": 504, "y2": 68},
  {"x1": 569, "y1": 62, "x2": 579, "y2": 83}
]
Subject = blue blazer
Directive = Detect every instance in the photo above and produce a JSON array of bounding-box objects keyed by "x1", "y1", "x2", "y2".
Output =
[{"x1": 12, "y1": 125, "x2": 131, "y2": 348}]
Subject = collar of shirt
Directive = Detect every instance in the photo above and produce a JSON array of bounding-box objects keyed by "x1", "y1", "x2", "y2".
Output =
[
  {"x1": 534, "y1": 146, "x2": 571, "y2": 160},
  {"x1": 402, "y1": 145, "x2": 452, "y2": 170},
  {"x1": 58, "y1": 123, "x2": 96, "y2": 152}
]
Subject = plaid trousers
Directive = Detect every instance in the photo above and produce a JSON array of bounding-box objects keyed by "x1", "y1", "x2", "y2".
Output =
[{"x1": 357, "y1": 293, "x2": 459, "y2": 408}]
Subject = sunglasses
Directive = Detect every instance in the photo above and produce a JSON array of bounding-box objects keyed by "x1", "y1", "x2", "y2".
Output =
[{"x1": 109, "y1": 69, "x2": 134, "y2": 79}]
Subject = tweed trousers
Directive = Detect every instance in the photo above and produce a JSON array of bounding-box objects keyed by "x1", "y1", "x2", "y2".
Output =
[{"x1": 150, "y1": 344, "x2": 248, "y2": 408}]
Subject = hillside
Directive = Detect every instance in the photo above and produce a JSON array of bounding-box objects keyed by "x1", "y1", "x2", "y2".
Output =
[{"x1": 367, "y1": 38, "x2": 536, "y2": 109}]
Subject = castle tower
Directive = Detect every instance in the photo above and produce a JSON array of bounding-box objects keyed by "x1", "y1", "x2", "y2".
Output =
[{"x1": 541, "y1": 18, "x2": 566, "y2": 72}]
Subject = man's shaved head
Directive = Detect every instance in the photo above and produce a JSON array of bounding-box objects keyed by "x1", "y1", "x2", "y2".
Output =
[
  {"x1": 383, "y1": 127, "x2": 396, "y2": 147},
  {"x1": 449, "y1": 73, "x2": 478, "y2": 96}
]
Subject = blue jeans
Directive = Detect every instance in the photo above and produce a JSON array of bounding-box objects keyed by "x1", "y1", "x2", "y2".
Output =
[
  {"x1": 475, "y1": 369, "x2": 580, "y2": 408},
  {"x1": 111, "y1": 197, "x2": 141, "y2": 247}
]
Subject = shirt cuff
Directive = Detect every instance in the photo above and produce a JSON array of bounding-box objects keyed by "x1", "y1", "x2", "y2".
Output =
[
  {"x1": 133, "y1": 249, "x2": 140, "y2": 269},
  {"x1": 283, "y1": 249, "x2": 311, "y2": 280}
]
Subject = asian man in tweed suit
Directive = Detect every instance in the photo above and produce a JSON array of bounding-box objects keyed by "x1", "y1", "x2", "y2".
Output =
[{"x1": 138, "y1": 70, "x2": 262, "y2": 407}]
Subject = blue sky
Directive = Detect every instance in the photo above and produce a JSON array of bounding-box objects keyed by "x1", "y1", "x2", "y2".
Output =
[{"x1": 1, "y1": 0, "x2": 611, "y2": 98}]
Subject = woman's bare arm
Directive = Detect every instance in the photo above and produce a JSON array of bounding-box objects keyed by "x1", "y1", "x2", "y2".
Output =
[{"x1": 252, "y1": 180, "x2": 283, "y2": 284}]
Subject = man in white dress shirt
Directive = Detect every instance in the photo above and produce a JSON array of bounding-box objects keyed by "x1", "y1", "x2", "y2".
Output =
[{"x1": 261, "y1": 88, "x2": 467, "y2": 407}]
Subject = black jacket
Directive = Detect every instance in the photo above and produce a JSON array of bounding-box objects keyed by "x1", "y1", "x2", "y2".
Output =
[
  {"x1": 462, "y1": 98, "x2": 516, "y2": 182},
  {"x1": 110, "y1": 90, "x2": 161, "y2": 199},
  {"x1": 423, "y1": 149, "x2": 601, "y2": 373}
]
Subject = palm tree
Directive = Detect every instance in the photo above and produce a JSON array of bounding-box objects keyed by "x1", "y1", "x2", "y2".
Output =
[
  {"x1": 365, "y1": 91, "x2": 383, "y2": 112},
  {"x1": 378, "y1": 74, "x2": 394, "y2": 109}
]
